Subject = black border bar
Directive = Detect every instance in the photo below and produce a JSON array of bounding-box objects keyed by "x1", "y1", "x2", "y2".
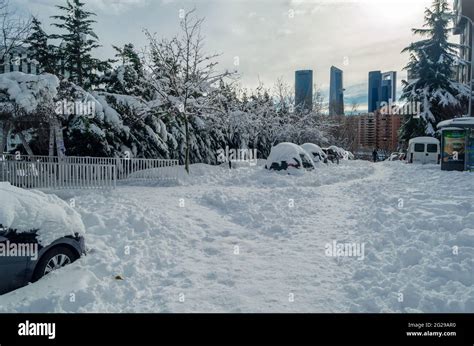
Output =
[{"x1": 0, "y1": 313, "x2": 473, "y2": 345}]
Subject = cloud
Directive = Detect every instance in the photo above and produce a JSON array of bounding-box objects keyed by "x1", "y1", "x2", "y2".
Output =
[
  {"x1": 85, "y1": 0, "x2": 152, "y2": 14},
  {"x1": 12, "y1": 0, "x2": 434, "y2": 100}
]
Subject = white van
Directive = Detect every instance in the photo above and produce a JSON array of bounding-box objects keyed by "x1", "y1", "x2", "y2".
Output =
[{"x1": 407, "y1": 137, "x2": 440, "y2": 164}]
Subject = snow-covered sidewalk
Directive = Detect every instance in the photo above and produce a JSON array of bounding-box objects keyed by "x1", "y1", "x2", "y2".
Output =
[{"x1": 0, "y1": 160, "x2": 472, "y2": 312}]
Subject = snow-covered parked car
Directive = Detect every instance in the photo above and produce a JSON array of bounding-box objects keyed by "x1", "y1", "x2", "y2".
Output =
[
  {"x1": 322, "y1": 147, "x2": 340, "y2": 164},
  {"x1": 0, "y1": 183, "x2": 86, "y2": 295},
  {"x1": 387, "y1": 152, "x2": 405, "y2": 161},
  {"x1": 301, "y1": 143, "x2": 328, "y2": 163},
  {"x1": 326, "y1": 146, "x2": 354, "y2": 161},
  {"x1": 328, "y1": 146, "x2": 345, "y2": 159},
  {"x1": 343, "y1": 150, "x2": 355, "y2": 160},
  {"x1": 265, "y1": 142, "x2": 315, "y2": 171}
]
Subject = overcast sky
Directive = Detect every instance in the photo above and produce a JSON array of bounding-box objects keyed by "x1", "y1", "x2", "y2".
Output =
[{"x1": 13, "y1": 0, "x2": 445, "y2": 112}]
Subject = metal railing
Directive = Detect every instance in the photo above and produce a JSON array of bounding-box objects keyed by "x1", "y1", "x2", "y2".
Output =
[
  {"x1": 0, "y1": 160, "x2": 116, "y2": 190},
  {"x1": 1, "y1": 154, "x2": 180, "y2": 181}
]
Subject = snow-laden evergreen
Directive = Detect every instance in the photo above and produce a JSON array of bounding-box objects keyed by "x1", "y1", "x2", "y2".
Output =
[
  {"x1": 26, "y1": 17, "x2": 57, "y2": 75},
  {"x1": 0, "y1": 72, "x2": 59, "y2": 113},
  {"x1": 50, "y1": 0, "x2": 111, "y2": 89},
  {"x1": 400, "y1": 0, "x2": 469, "y2": 140}
]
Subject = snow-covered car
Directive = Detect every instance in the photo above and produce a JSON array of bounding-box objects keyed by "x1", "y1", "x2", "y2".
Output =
[
  {"x1": 0, "y1": 183, "x2": 86, "y2": 295},
  {"x1": 300, "y1": 143, "x2": 328, "y2": 163},
  {"x1": 265, "y1": 142, "x2": 315, "y2": 171},
  {"x1": 387, "y1": 152, "x2": 404, "y2": 161},
  {"x1": 328, "y1": 146, "x2": 348, "y2": 159},
  {"x1": 387, "y1": 153, "x2": 398, "y2": 161},
  {"x1": 322, "y1": 147, "x2": 340, "y2": 164},
  {"x1": 344, "y1": 150, "x2": 355, "y2": 160}
]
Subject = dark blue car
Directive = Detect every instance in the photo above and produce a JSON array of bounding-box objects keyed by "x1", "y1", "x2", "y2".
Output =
[{"x1": 0, "y1": 226, "x2": 85, "y2": 295}]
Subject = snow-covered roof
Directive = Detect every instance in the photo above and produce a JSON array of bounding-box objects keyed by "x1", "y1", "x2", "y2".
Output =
[
  {"x1": 301, "y1": 143, "x2": 324, "y2": 153},
  {"x1": 0, "y1": 183, "x2": 85, "y2": 246},
  {"x1": 437, "y1": 117, "x2": 474, "y2": 129},
  {"x1": 301, "y1": 143, "x2": 326, "y2": 160},
  {"x1": 266, "y1": 142, "x2": 315, "y2": 168},
  {"x1": 328, "y1": 145, "x2": 346, "y2": 155},
  {"x1": 440, "y1": 127, "x2": 464, "y2": 131},
  {"x1": 408, "y1": 136, "x2": 440, "y2": 145}
]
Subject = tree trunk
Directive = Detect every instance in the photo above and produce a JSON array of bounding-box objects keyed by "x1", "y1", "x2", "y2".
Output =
[
  {"x1": 18, "y1": 132, "x2": 34, "y2": 156},
  {"x1": 184, "y1": 114, "x2": 190, "y2": 174},
  {"x1": 1, "y1": 122, "x2": 11, "y2": 153},
  {"x1": 52, "y1": 118, "x2": 66, "y2": 160},
  {"x1": 48, "y1": 122, "x2": 55, "y2": 157}
]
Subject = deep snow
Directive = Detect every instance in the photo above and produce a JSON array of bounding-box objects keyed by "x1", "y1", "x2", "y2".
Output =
[{"x1": 0, "y1": 160, "x2": 472, "y2": 312}]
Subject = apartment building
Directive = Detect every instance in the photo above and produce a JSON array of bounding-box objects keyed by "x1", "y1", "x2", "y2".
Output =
[
  {"x1": 453, "y1": 0, "x2": 474, "y2": 115},
  {"x1": 356, "y1": 112, "x2": 402, "y2": 153}
]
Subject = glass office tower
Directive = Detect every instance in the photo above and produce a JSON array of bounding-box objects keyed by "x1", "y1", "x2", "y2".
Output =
[
  {"x1": 295, "y1": 70, "x2": 313, "y2": 111},
  {"x1": 369, "y1": 70, "x2": 397, "y2": 112},
  {"x1": 368, "y1": 71, "x2": 382, "y2": 113},
  {"x1": 329, "y1": 66, "x2": 344, "y2": 115}
]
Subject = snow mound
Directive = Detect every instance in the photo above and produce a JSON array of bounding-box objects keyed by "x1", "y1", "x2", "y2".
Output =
[{"x1": 0, "y1": 183, "x2": 85, "y2": 246}]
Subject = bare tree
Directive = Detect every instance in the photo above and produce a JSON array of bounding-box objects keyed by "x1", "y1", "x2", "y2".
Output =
[
  {"x1": 0, "y1": 0, "x2": 31, "y2": 62},
  {"x1": 273, "y1": 77, "x2": 294, "y2": 114},
  {"x1": 350, "y1": 100, "x2": 359, "y2": 115},
  {"x1": 144, "y1": 9, "x2": 233, "y2": 173}
]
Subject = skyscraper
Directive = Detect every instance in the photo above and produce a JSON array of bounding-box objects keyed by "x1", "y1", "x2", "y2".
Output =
[
  {"x1": 368, "y1": 71, "x2": 382, "y2": 113},
  {"x1": 381, "y1": 71, "x2": 397, "y2": 104},
  {"x1": 329, "y1": 66, "x2": 344, "y2": 115},
  {"x1": 368, "y1": 70, "x2": 397, "y2": 112},
  {"x1": 295, "y1": 70, "x2": 313, "y2": 111}
]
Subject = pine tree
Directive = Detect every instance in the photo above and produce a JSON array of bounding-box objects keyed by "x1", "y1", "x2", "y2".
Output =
[
  {"x1": 399, "y1": 0, "x2": 468, "y2": 141},
  {"x1": 103, "y1": 43, "x2": 152, "y2": 99},
  {"x1": 113, "y1": 43, "x2": 141, "y2": 72},
  {"x1": 51, "y1": 0, "x2": 110, "y2": 89},
  {"x1": 26, "y1": 17, "x2": 57, "y2": 74}
]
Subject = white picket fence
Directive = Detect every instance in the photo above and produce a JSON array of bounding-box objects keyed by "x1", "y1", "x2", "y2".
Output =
[
  {"x1": 0, "y1": 154, "x2": 180, "y2": 190},
  {"x1": 0, "y1": 160, "x2": 116, "y2": 190}
]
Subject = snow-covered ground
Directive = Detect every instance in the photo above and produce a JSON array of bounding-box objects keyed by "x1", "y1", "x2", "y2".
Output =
[{"x1": 0, "y1": 160, "x2": 473, "y2": 312}]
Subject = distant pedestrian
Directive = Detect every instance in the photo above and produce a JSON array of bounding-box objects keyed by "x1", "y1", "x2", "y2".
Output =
[{"x1": 372, "y1": 149, "x2": 378, "y2": 163}]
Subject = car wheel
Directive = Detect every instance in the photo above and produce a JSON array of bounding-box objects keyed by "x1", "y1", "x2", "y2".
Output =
[{"x1": 32, "y1": 247, "x2": 78, "y2": 282}]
